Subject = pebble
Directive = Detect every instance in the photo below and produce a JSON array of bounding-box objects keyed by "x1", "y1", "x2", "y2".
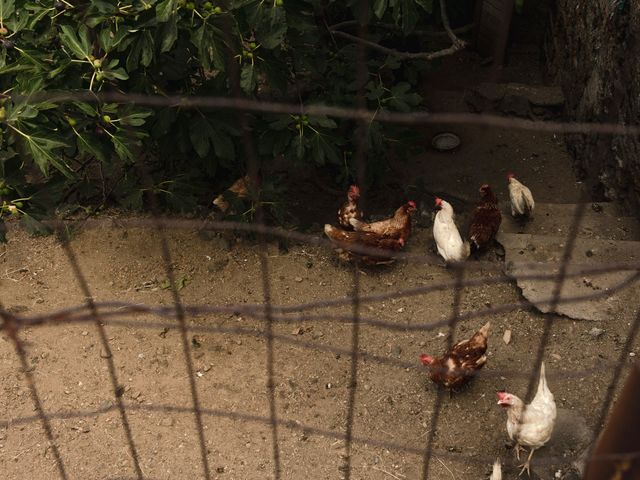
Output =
[
  {"x1": 418, "y1": 341, "x2": 426, "y2": 347},
  {"x1": 630, "y1": 352, "x2": 636, "y2": 357},
  {"x1": 100, "y1": 348, "x2": 112, "y2": 359},
  {"x1": 503, "y1": 329, "x2": 512, "y2": 345},
  {"x1": 588, "y1": 327, "x2": 605, "y2": 338},
  {"x1": 81, "y1": 331, "x2": 88, "y2": 336},
  {"x1": 291, "y1": 327, "x2": 304, "y2": 336},
  {"x1": 295, "y1": 277, "x2": 303, "y2": 283},
  {"x1": 396, "y1": 307, "x2": 404, "y2": 313},
  {"x1": 551, "y1": 353, "x2": 561, "y2": 360},
  {"x1": 160, "y1": 418, "x2": 174, "y2": 427}
]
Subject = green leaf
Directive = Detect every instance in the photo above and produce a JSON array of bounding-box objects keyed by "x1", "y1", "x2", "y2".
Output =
[
  {"x1": 210, "y1": 130, "x2": 234, "y2": 162},
  {"x1": 240, "y1": 63, "x2": 256, "y2": 94},
  {"x1": 0, "y1": 0, "x2": 15, "y2": 20},
  {"x1": 309, "y1": 116, "x2": 337, "y2": 129},
  {"x1": 256, "y1": 6, "x2": 287, "y2": 49},
  {"x1": 373, "y1": 0, "x2": 388, "y2": 18},
  {"x1": 111, "y1": 134, "x2": 136, "y2": 162},
  {"x1": 189, "y1": 116, "x2": 212, "y2": 158},
  {"x1": 59, "y1": 24, "x2": 92, "y2": 60},
  {"x1": 414, "y1": 0, "x2": 433, "y2": 13},
  {"x1": 19, "y1": 131, "x2": 71, "y2": 178},
  {"x1": 159, "y1": 15, "x2": 178, "y2": 52},
  {"x1": 191, "y1": 22, "x2": 224, "y2": 71},
  {"x1": 102, "y1": 67, "x2": 129, "y2": 81},
  {"x1": 156, "y1": 0, "x2": 177, "y2": 22},
  {"x1": 20, "y1": 213, "x2": 52, "y2": 237},
  {"x1": 75, "y1": 130, "x2": 107, "y2": 163}
]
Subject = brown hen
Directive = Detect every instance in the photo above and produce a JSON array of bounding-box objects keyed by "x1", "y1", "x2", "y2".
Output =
[
  {"x1": 324, "y1": 224, "x2": 405, "y2": 265},
  {"x1": 468, "y1": 185, "x2": 501, "y2": 252},
  {"x1": 349, "y1": 201, "x2": 416, "y2": 241},
  {"x1": 338, "y1": 185, "x2": 363, "y2": 230},
  {"x1": 420, "y1": 321, "x2": 491, "y2": 391}
]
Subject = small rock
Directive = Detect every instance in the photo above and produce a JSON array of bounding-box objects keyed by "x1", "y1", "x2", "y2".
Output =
[
  {"x1": 503, "y1": 329, "x2": 512, "y2": 345},
  {"x1": 216, "y1": 466, "x2": 225, "y2": 474},
  {"x1": 419, "y1": 341, "x2": 426, "y2": 347},
  {"x1": 81, "y1": 331, "x2": 88, "y2": 336},
  {"x1": 588, "y1": 327, "x2": 605, "y2": 338},
  {"x1": 551, "y1": 353, "x2": 562, "y2": 360},
  {"x1": 294, "y1": 277, "x2": 303, "y2": 283},
  {"x1": 203, "y1": 365, "x2": 212, "y2": 372},
  {"x1": 160, "y1": 418, "x2": 174, "y2": 427},
  {"x1": 396, "y1": 307, "x2": 404, "y2": 313},
  {"x1": 325, "y1": 383, "x2": 332, "y2": 389},
  {"x1": 630, "y1": 352, "x2": 636, "y2": 357},
  {"x1": 291, "y1": 327, "x2": 304, "y2": 336}
]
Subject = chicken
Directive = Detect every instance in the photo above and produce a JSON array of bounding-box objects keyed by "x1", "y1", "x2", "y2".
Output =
[
  {"x1": 213, "y1": 175, "x2": 254, "y2": 213},
  {"x1": 419, "y1": 321, "x2": 491, "y2": 391},
  {"x1": 338, "y1": 185, "x2": 363, "y2": 230},
  {"x1": 433, "y1": 197, "x2": 470, "y2": 263},
  {"x1": 497, "y1": 362, "x2": 557, "y2": 476},
  {"x1": 490, "y1": 458, "x2": 502, "y2": 480},
  {"x1": 468, "y1": 184, "x2": 502, "y2": 252},
  {"x1": 324, "y1": 224, "x2": 404, "y2": 265},
  {"x1": 507, "y1": 173, "x2": 535, "y2": 218},
  {"x1": 349, "y1": 201, "x2": 417, "y2": 241}
]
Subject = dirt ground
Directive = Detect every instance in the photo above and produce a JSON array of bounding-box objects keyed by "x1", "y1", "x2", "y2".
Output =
[{"x1": 1, "y1": 50, "x2": 639, "y2": 480}]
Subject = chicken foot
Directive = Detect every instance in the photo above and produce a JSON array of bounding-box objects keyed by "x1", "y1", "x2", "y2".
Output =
[{"x1": 518, "y1": 447, "x2": 537, "y2": 477}]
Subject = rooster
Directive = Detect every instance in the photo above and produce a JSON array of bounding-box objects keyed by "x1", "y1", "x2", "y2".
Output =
[
  {"x1": 468, "y1": 184, "x2": 502, "y2": 252},
  {"x1": 338, "y1": 185, "x2": 363, "y2": 230},
  {"x1": 497, "y1": 362, "x2": 557, "y2": 476},
  {"x1": 490, "y1": 458, "x2": 502, "y2": 480},
  {"x1": 324, "y1": 224, "x2": 405, "y2": 265},
  {"x1": 433, "y1": 197, "x2": 470, "y2": 263},
  {"x1": 507, "y1": 173, "x2": 535, "y2": 219},
  {"x1": 420, "y1": 321, "x2": 491, "y2": 392},
  {"x1": 350, "y1": 201, "x2": 417, "y2": 241}
]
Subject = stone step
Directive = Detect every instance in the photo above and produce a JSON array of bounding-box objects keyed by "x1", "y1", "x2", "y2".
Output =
[
  {"x1": 499, "y1": 202, "x2": 640, "y2": 241},
  {"x1": 497, "y1": 232, "x2": 640, "y2": 321}
]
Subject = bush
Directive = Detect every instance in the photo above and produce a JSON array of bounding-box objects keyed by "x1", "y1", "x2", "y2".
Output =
[{"x1": 0, "y1": 0, "x2": 462, "y2": 240}]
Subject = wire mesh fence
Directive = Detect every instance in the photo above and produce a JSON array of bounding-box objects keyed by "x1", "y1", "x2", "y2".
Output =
[{"x1": 1, "y1": 5, "x2": 640, "y2": 480}]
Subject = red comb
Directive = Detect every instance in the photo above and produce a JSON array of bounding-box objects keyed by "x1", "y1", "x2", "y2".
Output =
[
  {"x1": 506, "y1": 172, "x2": 515, "y2": 179},
  {"x1": 434, "y1": 197, "x2": 443, "y2": 206},
  {"x1": 420, "y1": 354, "x2": 433, "y2": 365},
  {"x1": 408, "y1": 200, "x2": 416, "y2": 208}
]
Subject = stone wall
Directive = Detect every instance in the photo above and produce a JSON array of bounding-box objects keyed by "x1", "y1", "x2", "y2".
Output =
[{"x1": 547, "y1": 0, "x2": 640, "y2": 213}]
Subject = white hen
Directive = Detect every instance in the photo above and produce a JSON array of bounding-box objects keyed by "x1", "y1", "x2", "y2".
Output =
[
  {"x1": 507, "y1": 173, "x2": 535, "y2": 218},
  {"x1": 497, "y1": 362, "x2": 556, "y2": 476},
  {"x1": 489, "y1": 458, "x2": 502, "y2": 480},
  {"x1": 433, "y1": 198, "x2": 470, "y2": 263}
]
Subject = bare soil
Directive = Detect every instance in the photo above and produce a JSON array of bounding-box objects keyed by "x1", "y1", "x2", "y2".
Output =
[{"x1": 1, "y1": 50, "x2": 639, "y2": 480}]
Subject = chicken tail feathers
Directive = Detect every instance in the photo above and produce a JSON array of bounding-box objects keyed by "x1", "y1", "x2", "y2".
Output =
[
  {"x1": 537, "y1": 361, "x2": 548, "y2": 395},
  {"x1": 490, "y1": 458, "x2": 502, "y2": 480}
]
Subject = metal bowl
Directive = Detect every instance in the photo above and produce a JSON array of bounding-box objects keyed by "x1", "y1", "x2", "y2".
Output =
[{"x1": 431, "y1": 132, "x2": 461, "y2": 152}]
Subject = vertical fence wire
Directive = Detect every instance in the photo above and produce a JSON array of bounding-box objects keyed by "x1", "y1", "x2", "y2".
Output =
[
  {"x1": 57, "y1": 235, "x2": 144, "y2": 479},
  {"x1": 0, "y1": 309, "x2": 68, "y2": 480},
  {"x1": 421, "y1": 267, "x2": 465, "y2": 480},
  {"x1": 341, "y1": 4, "x2": 371, "y2": 478},
  {"x1": 138, "y1": 164, "x2": 212, "y2": 480}
]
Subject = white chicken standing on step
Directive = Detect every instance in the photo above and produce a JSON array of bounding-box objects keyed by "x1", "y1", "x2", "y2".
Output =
[
  {"x1": 489, "y1": 458, "x2": 502, "y2": 480},
  {"x1": 497, "y1": 362, "x2": 556, "y2": 477},
  {"x1": 433, "y1": 197, "x2": 470, "y2": 263},
  {"x1": 507, "y1": 173, "x2": 535, "y2": 218}
]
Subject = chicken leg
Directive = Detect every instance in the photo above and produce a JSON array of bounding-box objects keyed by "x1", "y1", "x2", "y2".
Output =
[{"x1": 518, "y1": 447, "x2": 537, "y2": 477}]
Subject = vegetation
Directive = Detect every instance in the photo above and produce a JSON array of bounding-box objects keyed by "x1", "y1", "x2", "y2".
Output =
[{"x1": 0, "y1": 0, "x2": 470, "y2": 240}]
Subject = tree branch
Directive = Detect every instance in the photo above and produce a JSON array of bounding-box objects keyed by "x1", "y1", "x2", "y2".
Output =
[
  {"x1": 328, "y1": 0, "x2": 467, "y2": 61},
  {"x1": 329, "y1": 30, "x2": 464, "y2": 61},
  {"x1": 328, "y1": 20, "x2": 475, "y2": 38}
]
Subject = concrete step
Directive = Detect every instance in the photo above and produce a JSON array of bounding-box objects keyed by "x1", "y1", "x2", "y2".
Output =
[
  {"x1": 497, "y1": 232, "x2": 640, "y2": 321},
  {"x1": 499, "y1": 202, "x2": 640, "y2": 241}
]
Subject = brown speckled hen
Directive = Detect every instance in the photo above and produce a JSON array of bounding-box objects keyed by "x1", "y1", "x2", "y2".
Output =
[
  {"x1": 349, "y1": 201, "x2": 416, "y2": 241},
  {"x1": 468, "y1": 184, "x2": 502, "y2": 252},
  {"x1": 338, "y1": 185, "x2": 363, "y2": 230},
  {"x1": 420, "y1": 321, "x2": 491, "y2": 391},
  {"x1": 324, "y1": 224, "x2": 404, "y2": 265}
]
